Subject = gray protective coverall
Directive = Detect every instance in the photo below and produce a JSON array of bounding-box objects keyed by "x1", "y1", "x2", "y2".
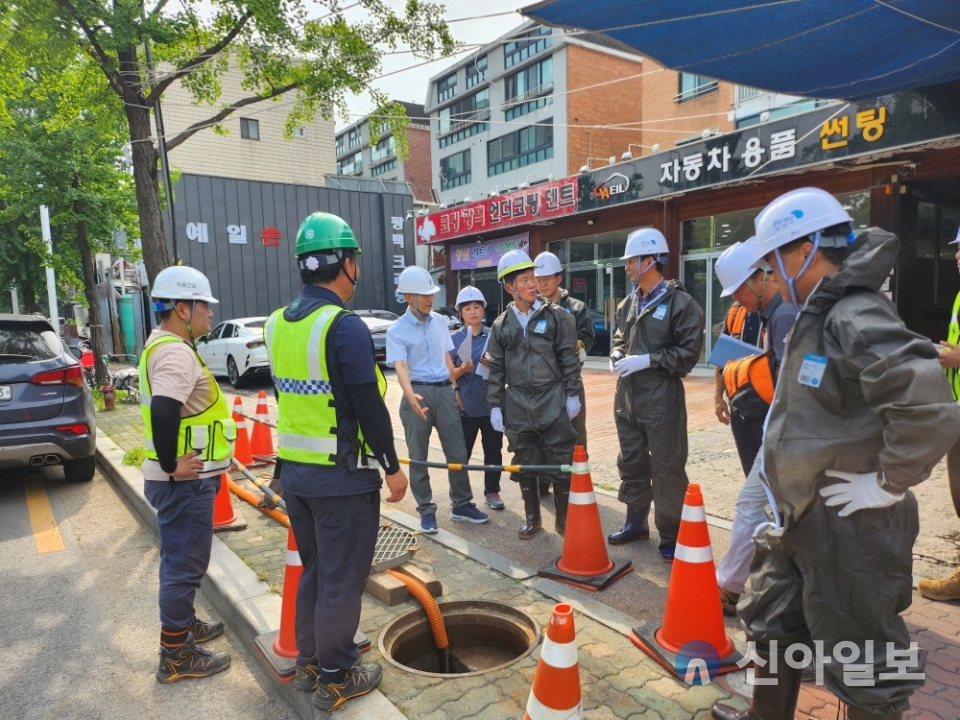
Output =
[
  {"x1": 612, "y1": 280, "x2": 703, "y2": 548},
  {"x1": 486, "y1": 300, "x2": 583, "y2": 486},
  {"x1": 557, "y1": 289, "x2": 594, "y2": 449},
  {"x1": 742, "y1": 229, "x2": 960, "y2": 715}
]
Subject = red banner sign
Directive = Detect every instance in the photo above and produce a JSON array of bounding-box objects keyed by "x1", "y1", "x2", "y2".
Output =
[{"x1": 416, "y1": 177, "x2": 579, "y2": 244}]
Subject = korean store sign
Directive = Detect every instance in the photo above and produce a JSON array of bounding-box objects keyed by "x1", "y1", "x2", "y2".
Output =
[
  {"x1": 450, "y1": 232, "x2": 529, "y2": 271},
  {"x1": 416, "y1": 177, "x2": 578, "y2": 244},
  {"x1": 578, "y1": 91, "x2": 960, "y2": 212}
]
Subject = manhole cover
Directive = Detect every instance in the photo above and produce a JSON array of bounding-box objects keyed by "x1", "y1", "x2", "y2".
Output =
[{"x1": 372, "y1": 525, "x2": 418, "y2": 572}]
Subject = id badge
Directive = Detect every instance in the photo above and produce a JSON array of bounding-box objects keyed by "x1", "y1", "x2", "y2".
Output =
[
  {"x1": 798, "y1": 354, "x2": 827, "y2": 388},
  {"x1": 534, "y1": 319, "x2": 547, "y2": 334},
  {"x1": 653, "y1": 304, "x2": 668, "y2": 320}
]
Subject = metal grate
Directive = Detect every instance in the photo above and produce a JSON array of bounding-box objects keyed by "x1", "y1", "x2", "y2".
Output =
[{"x1": 371, "y1": 525, "x2": 418, "y2": 573}]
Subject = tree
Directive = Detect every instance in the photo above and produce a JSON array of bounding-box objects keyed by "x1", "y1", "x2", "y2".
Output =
[
  {"x1": 0, "y1": 17, "x2": 139, "y2": 383},
  {"x1": 28, "y1": 0, "x2": 456, "y2": 283}
]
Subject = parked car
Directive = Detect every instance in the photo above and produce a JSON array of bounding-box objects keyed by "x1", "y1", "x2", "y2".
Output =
[
  {"x1": 435, "y1": 306, "x2": 462, "y2": 331},
  {"x1": 354, "y1": 310, "x2": 398, "y2": 363},
  {"x1": 196, "y1": 317, "x2": 269, "y2": 388},
  {"x1": 589, "y1": 311, "x2": 612, "y2": 356},
  {"x1": 0, "y1": 314, "x2": 97, "y2": 481}
]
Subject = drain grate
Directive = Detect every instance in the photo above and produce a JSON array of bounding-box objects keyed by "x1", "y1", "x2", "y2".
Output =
[{"x1": 371, "y1": 525, "x2": 418, "y2": 573}]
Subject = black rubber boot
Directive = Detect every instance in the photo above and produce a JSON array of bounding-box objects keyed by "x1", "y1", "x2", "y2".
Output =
[
  {"x1": 846, "y1": 707, "x2": 903, "y2": 720},
  {"x1": 553, "y1": 480, "x2": 570, "y2": 536},
  {"x1": 156, "y1": 632, "x2": 231, "y2": 684},
  {"x1": 710, "y1": 654, "x2": 802, "y2": 719},
  {"x1": 607, "y1": 504, "x2": 650, "y2": 545},
  {"x1": 518, "y1": 478, "x2": 542, "y2": 540},
  {"x1": 539, "y1": 478, "x2": 551, "y2": 496}
]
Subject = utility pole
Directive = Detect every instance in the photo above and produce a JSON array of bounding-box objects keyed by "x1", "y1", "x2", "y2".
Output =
[
  {"x1": 10, "y1": 284, "x2": 19, "y2": 314},
  {"x1": 40, "y1": 205, "x2": 59, "y2": 328}
]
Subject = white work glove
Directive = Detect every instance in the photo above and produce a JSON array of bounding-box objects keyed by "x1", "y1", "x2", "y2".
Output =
[
  {"x1": 819, "y1": 470, "x2": 904, "y2": 517},
  {"x1": 565, "y1": 395, "x2": 581, "y2": 420},
  {"x1": 490, "y1": 407, "x2": 504, "y2": 433},
  {"x1": 614, "y1": 354, "x2": 651, "y2": 377}
]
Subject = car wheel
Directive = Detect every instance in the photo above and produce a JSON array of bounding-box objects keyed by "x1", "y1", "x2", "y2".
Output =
[
  {"x1": 227, "y1": 356, "x2": 245, "y2": 388},
  {"x1": 63, "y1": 455, "x2": 96, "y2": 482}
]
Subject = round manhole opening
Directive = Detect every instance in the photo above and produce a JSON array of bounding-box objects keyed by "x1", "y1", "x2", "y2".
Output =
[{"x1": 378, "y1": 600, "x2": 541, "y2": 678}]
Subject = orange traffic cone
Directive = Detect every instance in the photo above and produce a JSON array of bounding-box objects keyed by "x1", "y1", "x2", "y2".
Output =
[
  {"x1": 630, "y1": 484, "x2": 743, "y2": 681},
  {"x1": 250, "y1": 390, "x2": 275, "y2": 459},
  {"x1": 255, "y1": 527, "x2": 372, "y2": 680},
  {"x1": 231, "y1": 396, "x2": 255, "y2": 467},
  {"x1": 524, "y1": 603, "x2": 582, "y2": 720},
  {"x1": 212, "y1": 472, "x2": 246, "y2": 532},
  {"x1": 538, "y1": 446, "x2": 632, "y2": 591}
]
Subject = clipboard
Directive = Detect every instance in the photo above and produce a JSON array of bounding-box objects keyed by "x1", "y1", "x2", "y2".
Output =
[{"x1": 708, "y1": 333, "x2": 762, "y2": 368}]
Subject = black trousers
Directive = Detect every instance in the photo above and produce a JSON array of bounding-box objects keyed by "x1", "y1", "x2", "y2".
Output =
[
  {"x1": 730, "y1": 415, "x2": 764, "y2": 477},
  {"x1": 285, "y1": 490, "x2": 380, "y2": 680},
  {"x1": 461, "y1": 414, "x2": 503, "y2": 494}
]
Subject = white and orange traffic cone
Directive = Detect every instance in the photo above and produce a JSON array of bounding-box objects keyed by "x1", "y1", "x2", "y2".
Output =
[
  {"x1": 231, "y1": 396, "x2": 255, "y2": 467},
  {"x1": 539, "y1": 445, "x2": 632, "y2": 591},
  {"x1": 630, "y1": 484, "x2": 744, "y2": 681},
  {"x1": 524, "y1": 603, "x2": 582, "y2": 720},
  {"x1": 250, "y1": 390, "x2": 276, "y2": 459},
  {"x1": 255, "y1": 526, "x2": 301, "y2": 680},
  {"x1": 212, "y1": 472, "x2": 246, "y2": 532}
]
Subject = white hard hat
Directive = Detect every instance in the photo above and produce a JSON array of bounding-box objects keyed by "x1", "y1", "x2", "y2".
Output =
[
  {"x1": 715, "y1": 239, "x2": 761, "y2": 297},
  {"x1": 397, "y1": 266, "x2": 440, "y2": 295},
  {"x1": 455, "y1": 285, "x2": 487, "y2": 309},
  {"x1": 621, "y1": 227, "x2": 669, "y2": 260},
  {"x1": 752, "y1": 187, "x2": 853, "y2": 268},
  {"x1": 151, "y1": 265, "x2": 218, "y2": 305},
  {"x1": 533, "y1": 251, "x2": 563, "y2": 277},
  {"x1": 497, "y1": 249, "x2": 534, "y2": 281}
]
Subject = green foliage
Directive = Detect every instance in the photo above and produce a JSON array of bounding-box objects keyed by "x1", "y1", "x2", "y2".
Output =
[
  {"x1": 92, "y1": 387, "x2": 106, "y2": 412},
  {"x1": 122, "y1": 445, "x2": 148, "y2": 467}
]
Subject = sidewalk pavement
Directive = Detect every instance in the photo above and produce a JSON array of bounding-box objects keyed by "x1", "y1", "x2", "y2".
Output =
[{"x1": 96, "y1": 369, "x2": 960, "y2": 719}]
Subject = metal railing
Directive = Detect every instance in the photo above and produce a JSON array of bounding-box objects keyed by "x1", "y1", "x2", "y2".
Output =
[
  {"x1": 674, "y1": 80, "x2": 719, "y2": 102},
  {"x1": 501, "y1": 81, "x2": 554, "y2": 110},
  {"x1": 435, "y1": 109, "x2": 491, "y2": 139}
]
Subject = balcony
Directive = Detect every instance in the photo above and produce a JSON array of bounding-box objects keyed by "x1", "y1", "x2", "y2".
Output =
[
  {"x1": 435, "y1": 109, "x2": 491, "y2": 139},
  {"x1": 370, "y1": 150, "x2": 397, "y2": 168},
  {"x1": 736, "y1": 85, "x2": 763, "y2": 103},
  {"x1": 501, "y1": 81, "x2": 554, "y2": 110},
  {"x1": 674, "y1": 80, "x2": 718, "y2": 102}
]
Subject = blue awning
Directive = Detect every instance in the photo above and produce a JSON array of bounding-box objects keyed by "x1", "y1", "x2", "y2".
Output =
[{"x1": 522, "y1": 1, "x2": 960, "y2": 102}]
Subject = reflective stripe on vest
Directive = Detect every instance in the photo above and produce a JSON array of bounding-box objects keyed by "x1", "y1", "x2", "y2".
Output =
[
  {"x1": 946, "y1": 291, "x2": 960, "y2": 401},
  {"x1": 138, "y1": 335, "x2": 235, "y2": 467},
  {"x1": 265, "y1": 304, "x2": 388, "y2": 467}
]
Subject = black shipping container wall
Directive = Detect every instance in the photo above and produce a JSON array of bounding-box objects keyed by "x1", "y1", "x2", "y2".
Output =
[{"x1": 167, "y1": 174, "x2": 415, "y2": 321}]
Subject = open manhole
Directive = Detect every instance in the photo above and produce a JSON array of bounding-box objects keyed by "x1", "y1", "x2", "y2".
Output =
[{"x1": 378, "y1": 600, "x2": 541, "y2": 678}]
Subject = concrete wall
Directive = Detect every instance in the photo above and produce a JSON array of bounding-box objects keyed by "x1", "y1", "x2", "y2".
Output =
[{"x1": 168, "y1": 174, "x2": 415, "y2": 321}]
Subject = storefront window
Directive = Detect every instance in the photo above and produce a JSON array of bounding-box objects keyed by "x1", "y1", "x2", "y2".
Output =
[
  {"x1": 714, "y1": 208, "x2": 758, "y2": 249},
  {"x1": 917, "y1": 202, "x2": 936, "y2": 259},
  {"x1": 569, "y1": 241, "x2": 595, "y2": 263},
  {"x1": 837, "y1": 190, "x2": 871, "y2": 233},
  {"x1": 547, "y1": 241, "x2": 566, "y2": 263},
  {"x1": 598, "y1": 237, "x2": 627, "y2": 259},
  {"x1": 681, "y1": 217, "x2": 712, "y2": 253}
]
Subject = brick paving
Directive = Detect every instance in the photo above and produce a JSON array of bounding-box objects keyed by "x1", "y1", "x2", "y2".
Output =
[{"x1": 96, "y1": 370, "x2": 960, "y2": 719}]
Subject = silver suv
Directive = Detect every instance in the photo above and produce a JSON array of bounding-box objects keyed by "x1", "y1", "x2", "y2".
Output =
[{"x1": 0, "y1": 314, "x2": 97, "y2": 481}]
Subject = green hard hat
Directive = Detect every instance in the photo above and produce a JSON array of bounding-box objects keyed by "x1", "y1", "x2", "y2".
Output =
[{"x1": 295, "y1": 212, "x2": 362, "y2": 257}]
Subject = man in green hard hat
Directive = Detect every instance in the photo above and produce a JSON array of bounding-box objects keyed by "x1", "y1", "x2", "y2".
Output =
[{"x1": 264, "y1": 212, "x2": 408, "y2": 712}]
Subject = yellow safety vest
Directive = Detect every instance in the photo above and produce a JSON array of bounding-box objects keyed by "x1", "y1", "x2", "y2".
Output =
[
  {"x1": 946, "y1": 291, "x2": 960, "y2": 401},
  {"x1": 139, "y1": 335, "x2": 236, "y2": 473},
  {"x1": 264, "y1": 304, "x2": 387, "y2": 466}
]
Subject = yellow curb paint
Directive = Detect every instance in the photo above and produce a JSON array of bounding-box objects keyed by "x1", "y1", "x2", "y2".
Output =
[{"x1": 24, "y1": 479, "x2": 64, "y2": 553}]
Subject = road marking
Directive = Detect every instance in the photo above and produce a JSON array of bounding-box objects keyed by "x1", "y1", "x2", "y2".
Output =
[{"x1": 24, "y1": 478, "x2": 65, "y2": 553}]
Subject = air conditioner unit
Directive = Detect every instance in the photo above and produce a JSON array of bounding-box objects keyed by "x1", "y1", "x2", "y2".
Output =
[{"x1": 294, "y1": 126, "x2": 307, "y2": 138}]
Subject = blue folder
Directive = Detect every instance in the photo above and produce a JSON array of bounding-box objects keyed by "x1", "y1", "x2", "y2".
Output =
[{"x1": 708, "y1": 333, "x2": 763, "y2": 368}]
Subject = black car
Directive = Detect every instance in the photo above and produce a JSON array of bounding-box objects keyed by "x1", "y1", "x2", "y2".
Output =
[
  {"x1": 0, "y1": 314, "x2": 97, "y2": 481},
  {"x1": 589, "y1": 311, "x2": 612, "y2": 356},
  {"x1": 354, "y1": 310, "x2": 398, "y2": 364}
]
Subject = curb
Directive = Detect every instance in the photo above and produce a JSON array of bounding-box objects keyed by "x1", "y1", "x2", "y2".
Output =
[{"x1": 95, "y1": 430, "x2": 404, "y2": 720}]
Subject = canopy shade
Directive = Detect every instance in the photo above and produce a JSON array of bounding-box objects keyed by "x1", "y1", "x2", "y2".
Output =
[{"x1": 522, "y1": 0, "x2": 960, "y2": 102}]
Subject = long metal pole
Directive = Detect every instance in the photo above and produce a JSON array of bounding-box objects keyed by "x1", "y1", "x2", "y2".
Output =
[
  {"x1": 40, "y1": 205, "x2": 59, "y2": 326},
  {"x1": 10, "y1": 285, "x2": 19, "y2": 314},
  {"x1": 142, "y1": 34, "x2": 179, "y2": 263}
]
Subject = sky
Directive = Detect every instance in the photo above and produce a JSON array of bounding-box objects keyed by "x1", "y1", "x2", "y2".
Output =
[{"x1": 335, "y1": 0, "x2": 532, "y2": 128}]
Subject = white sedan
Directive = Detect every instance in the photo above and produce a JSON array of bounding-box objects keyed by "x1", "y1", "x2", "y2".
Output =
[{"x1": 197, "y1": 317, "x2": 270, "y2": 388}]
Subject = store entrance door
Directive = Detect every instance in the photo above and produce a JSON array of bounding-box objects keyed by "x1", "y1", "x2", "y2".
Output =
[{"x1": 680, "y1": 253, "x2": 730, "y2": 364}]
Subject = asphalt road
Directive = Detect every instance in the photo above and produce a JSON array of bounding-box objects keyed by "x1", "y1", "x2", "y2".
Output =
[{"x1": 0, "y1": 464, "x2": 297, "y2": 720}]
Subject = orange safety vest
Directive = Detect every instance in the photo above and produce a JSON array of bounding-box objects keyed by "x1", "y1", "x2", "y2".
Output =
[
  {"x1": 723, "y1": 352, "x2": 776, "y2": 425},
  {"x1": 725, "y1": 305, "x2": 747, "y2": 339}
]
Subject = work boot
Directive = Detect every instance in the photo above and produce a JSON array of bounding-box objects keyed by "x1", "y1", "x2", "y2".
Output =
[
  {"x1": 156, "y1": 632, "x2": 231, "y2": 684},
  {"x1": 607, "y1": 504, "x2": 650, "y2": 545},
  {"x1": 518, "y1": 478, "x2": 542, "y2": 540},
  {"x1": 718, "y1": 587, "x2": 740, "y2": 617},
  {"x1": 313, "y1": 662, "x2": 383, "y2": 711},
  {"x1": 711, "y1": 653, "x2": 801, "y2": 720},
  {"x1": 190, "y1": 616, "x2": 224, "y2": 644},
  {"x1": 917, "y1": 567, "x2": 960, "y2": 601},
  {"x1": 295, "y1": 654, "x2": 362, "y2": 692},
  {"x1": 539, "y1": 478, "x2": 551, "y2": 496},
  {"x1": 846, "y1": 707, "x2": 903, "y2": 720},
  {"x1": 553, "y1": 480, "x2": 570, "y2": 536}
]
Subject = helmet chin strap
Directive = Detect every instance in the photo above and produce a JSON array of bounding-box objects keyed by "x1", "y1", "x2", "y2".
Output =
[
  {"x1": 632, "y1": 256, "x2": 662, "y2": 293},
  {"x1": 506, "y1": 284, "x2": 533, "y2": 313},
  {"x1": 180, "y1": 300, "x2": 198, "y2": 344},
  {"x1": 774, "y1": 231, "x2": 821, "y2": 308}
]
